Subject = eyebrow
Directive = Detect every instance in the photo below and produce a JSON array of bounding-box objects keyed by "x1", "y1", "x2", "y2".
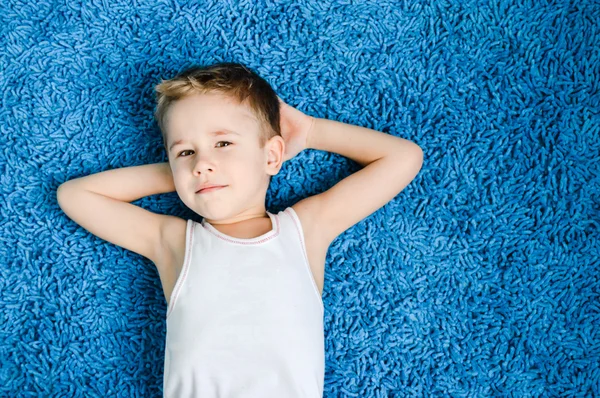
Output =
[{"x1": 168, "y1": 130, "x2": 241, "y2": 152}]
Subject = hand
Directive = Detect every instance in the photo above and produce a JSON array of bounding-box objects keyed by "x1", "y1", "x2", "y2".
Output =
[{"x1": 277, "y1": 96, "x2": 315, "y2": 162}]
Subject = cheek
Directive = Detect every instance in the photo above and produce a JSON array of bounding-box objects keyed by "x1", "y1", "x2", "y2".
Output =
[{"x1": 171, "y1": 172, "x2": 187, "y2": 191}]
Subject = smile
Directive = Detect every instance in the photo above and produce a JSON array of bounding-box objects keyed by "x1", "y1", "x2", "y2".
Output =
[{"x1": 197, "y1": 186, "x2": 227, "y2": 194}]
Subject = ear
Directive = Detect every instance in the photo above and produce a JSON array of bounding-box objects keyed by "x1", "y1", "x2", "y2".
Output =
[{"x1": 265, "y1": 135, "x2": 285, "y2": 176}]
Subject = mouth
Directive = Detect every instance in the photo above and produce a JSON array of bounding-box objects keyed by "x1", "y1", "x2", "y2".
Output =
[{"x1": 196, "y1": 185, "x2": 227, "y2": 194}]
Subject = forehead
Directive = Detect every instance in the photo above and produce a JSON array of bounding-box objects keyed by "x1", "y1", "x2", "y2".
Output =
[{"x1": 167, "y1": 93, "x2": 257, "y2": 134}]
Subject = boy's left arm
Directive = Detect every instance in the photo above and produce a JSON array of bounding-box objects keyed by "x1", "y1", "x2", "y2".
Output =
[{"x1": 303, "y1": 116, "x2": 423, "y2": 245}]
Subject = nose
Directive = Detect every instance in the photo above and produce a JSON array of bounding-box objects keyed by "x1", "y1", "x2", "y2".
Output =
[{"x1": 193, "y1": 156, "x2": 215, "y2": 175}]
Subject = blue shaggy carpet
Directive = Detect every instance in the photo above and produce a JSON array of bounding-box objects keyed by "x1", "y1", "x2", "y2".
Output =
[{"x1": 1, "y1": 0, "x2": 599, "y2": 396}]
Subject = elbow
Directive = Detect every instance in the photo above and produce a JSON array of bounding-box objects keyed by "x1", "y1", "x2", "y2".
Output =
[
  {"x1": 407, "y1": 146, "x2": 424, "y2": 177},
  {"x1": 407, "y1": 144, "x2": 424, "y2": 167},
  {"x1": 415, "y1": 146, "x2": 424, "y2": 165},
  {"x1": 56, "y1": 181, "x2": 80, "y2": 205}
]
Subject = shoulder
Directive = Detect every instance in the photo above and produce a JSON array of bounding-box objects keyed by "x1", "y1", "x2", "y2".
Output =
[
  {"x1": 156, "y1": 216, "x2": 188, "y2": 282},
  {"x1": 153, "y1": 216, "x2": 189, "y2": 305},
  {"x1": 290, "y1": 196, "x2": 315, "y2": 233},
  {"x1": 291, "y1": 195, "x2": 334, "y2": 249},
  {"x1": 160, "y1": 216, "x2": 189, "y2": 269}
]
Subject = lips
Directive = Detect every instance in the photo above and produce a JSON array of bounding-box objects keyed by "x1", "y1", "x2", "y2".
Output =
[{"x1": 196, "y1": 185, "x2": 227, "y2": 194}]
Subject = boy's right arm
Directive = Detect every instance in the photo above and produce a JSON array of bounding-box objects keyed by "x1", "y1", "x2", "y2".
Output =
[{"x1": 56, "y1": 162, "x2": 177, "y2": 268}]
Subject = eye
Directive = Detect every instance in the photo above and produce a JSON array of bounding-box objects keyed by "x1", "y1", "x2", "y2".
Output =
[{"x1": 177, "y1": 142, "x2": 232, "y2": 157}]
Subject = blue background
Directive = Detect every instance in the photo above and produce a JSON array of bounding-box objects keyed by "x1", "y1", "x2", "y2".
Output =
[{"x1": 1, "y1": 0, "x2": 598, "y2": 396}]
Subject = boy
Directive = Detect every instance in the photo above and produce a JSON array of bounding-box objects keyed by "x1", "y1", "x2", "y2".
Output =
[{"x1": 57, "y1": 62, "x2": 423, "y2": 397}]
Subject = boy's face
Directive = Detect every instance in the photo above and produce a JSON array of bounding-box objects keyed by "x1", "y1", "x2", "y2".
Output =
[{"x1": 165, "y1": 92, "x2": 284, "y2": 221}]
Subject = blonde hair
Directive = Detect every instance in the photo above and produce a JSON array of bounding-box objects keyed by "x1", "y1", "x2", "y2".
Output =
[{"x1": 154, "y1": 62, "x2": 281, "y2": 156}]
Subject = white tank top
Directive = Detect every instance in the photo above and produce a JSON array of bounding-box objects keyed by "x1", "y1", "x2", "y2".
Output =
[{"x1": 163, "y1": 207, "x2": 325, "y2": 397}]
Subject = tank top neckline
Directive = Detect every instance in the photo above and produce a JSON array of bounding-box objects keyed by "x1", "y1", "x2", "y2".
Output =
[{"x1": 200, "y1": 211, "x2": 278, "y2": 244}]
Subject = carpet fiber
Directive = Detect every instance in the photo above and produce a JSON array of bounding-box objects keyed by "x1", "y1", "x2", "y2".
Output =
[{"x1": 1, "y1": 0, "x2": 598, "y2": 396}]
